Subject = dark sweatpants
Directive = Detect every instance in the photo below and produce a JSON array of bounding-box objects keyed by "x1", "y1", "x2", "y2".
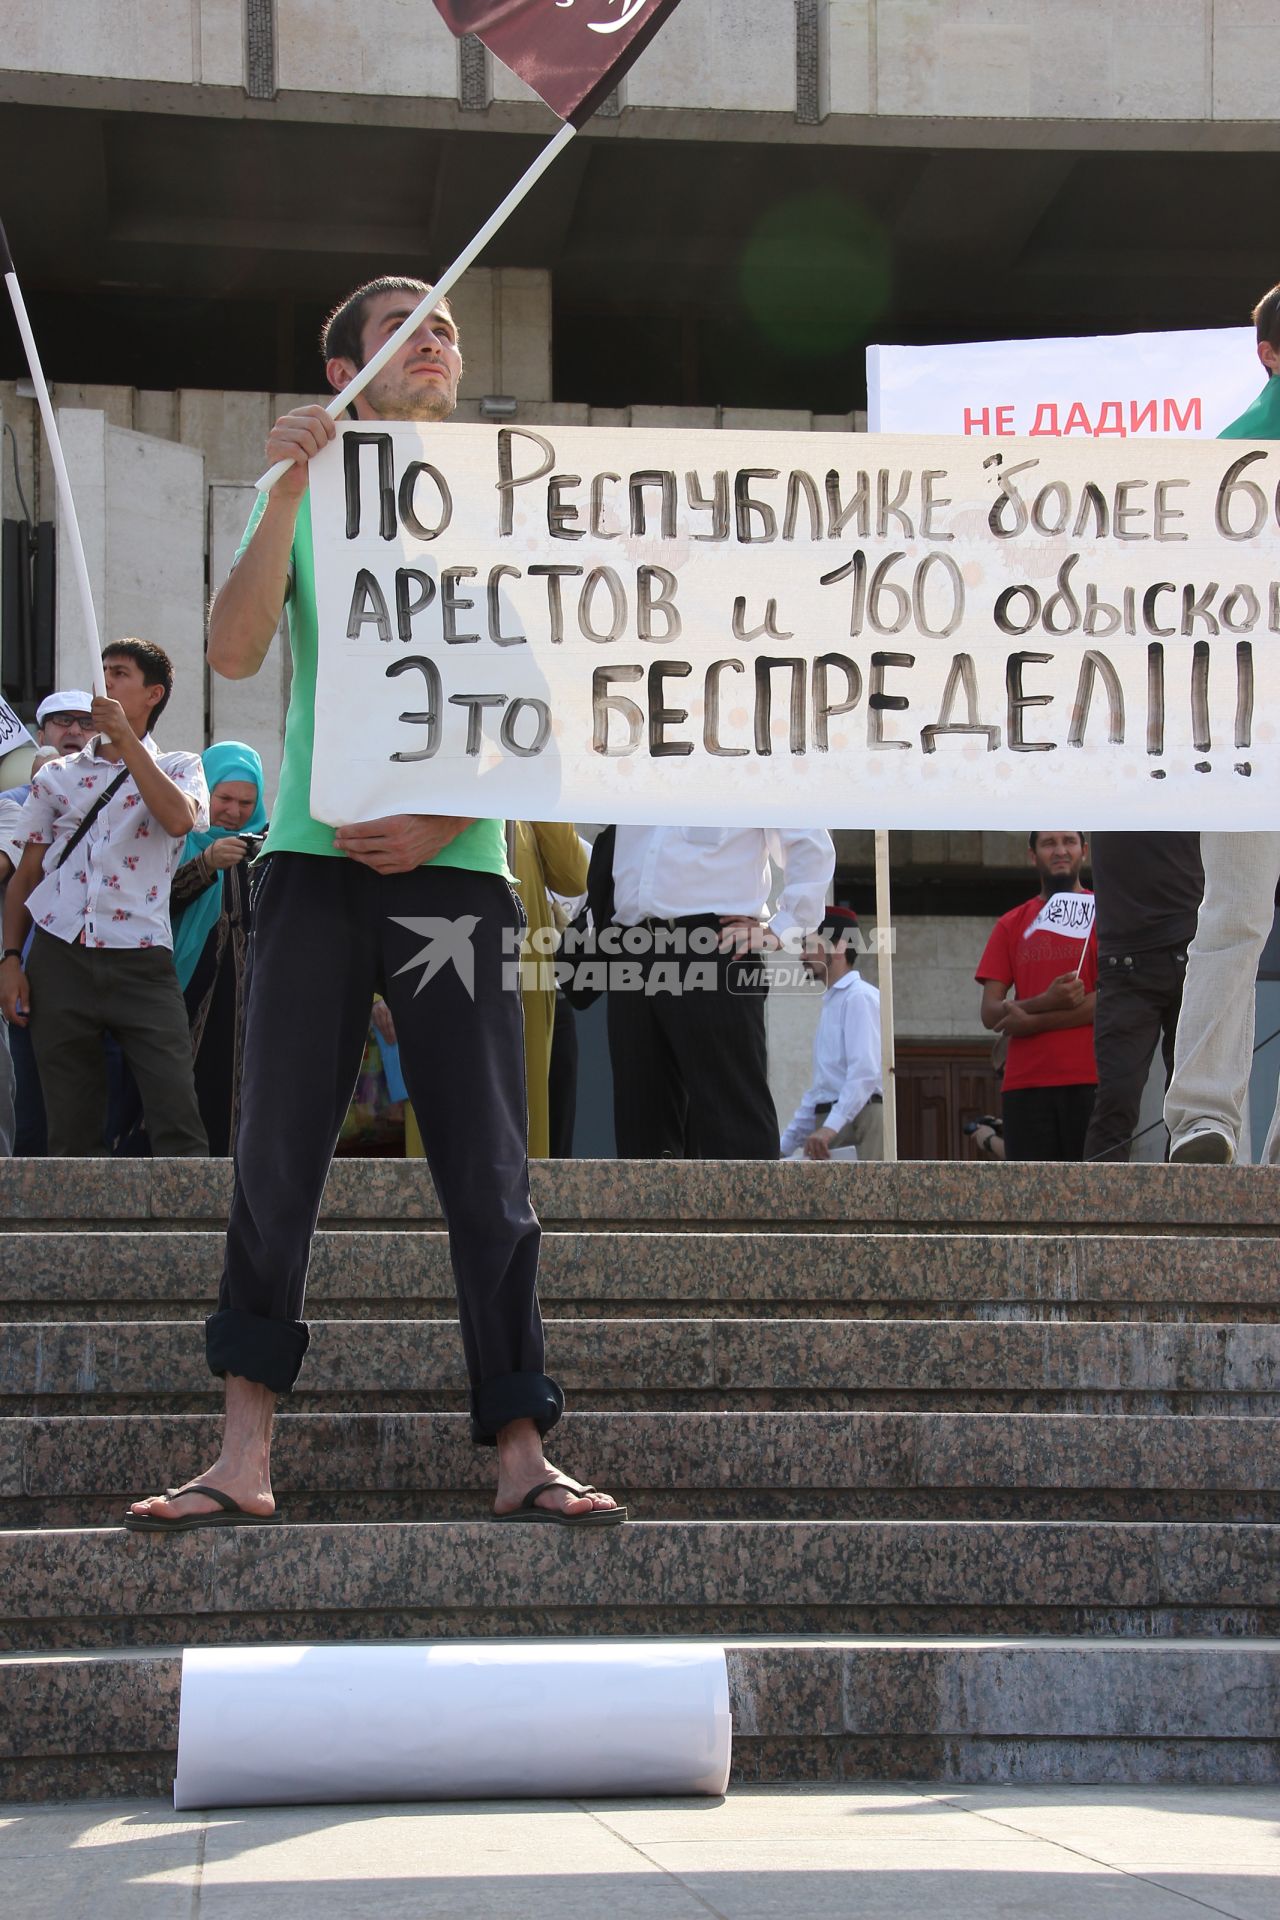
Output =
[
  {"x1": 606, "y1": 915, "x2": 779, "y2": 1159},
  {"x1": 1083, "y1": 947, "x2": 1187, "y2": 1163},
  {"x1": 207, "y1": 853, "x2": 560, "y2": 1445}
]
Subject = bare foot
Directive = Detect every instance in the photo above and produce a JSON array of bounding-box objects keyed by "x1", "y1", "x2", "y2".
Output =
[
  {"x1": 493, "y1": 1417, "x2": 621, "y2": 1518},
  {"x1": 128, "y1": 1373, "x2": 276, "y2": 1522},
  {"x1": 493, "y1": 1465, "x2": 621, "y2": 1520},
  {"x1": 127, "y1": 1470, "x2": 275, "y2": 1524}
]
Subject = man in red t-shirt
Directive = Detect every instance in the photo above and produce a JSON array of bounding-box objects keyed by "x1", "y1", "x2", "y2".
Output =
[{"x1": 976, "y1": 831, "x2": 1098, "y2": 1161}]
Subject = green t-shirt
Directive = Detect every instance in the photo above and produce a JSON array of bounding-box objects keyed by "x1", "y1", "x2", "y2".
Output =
[
  {"x1": 1220, "y1": 374, "x2": 1280, "y2": 441},
  {"x1": 236, "y1": 493, "x2": 508, "y2": 875}
]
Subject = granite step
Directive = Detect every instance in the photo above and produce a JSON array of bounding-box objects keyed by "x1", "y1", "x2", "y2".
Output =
[
  {"x1": 2, "y1": 1317, "x2": 1276, "y2": 1416},
  {"x1": 3, "y1": 1412, "x2": 1277, "y2": 1529},
  {"x1": 2, "y1": 1520, "x2": 1278, "y2": 1652},
  {"x1": 3, "y1": 1635, "x2": 1278, "y2": 1802},
  {"x1": 2, "y1": 1158, "x2": 1277, "y2": 1233},
  {"x1": 4, "y1": 1230, "x2": 1277, "y2": 1323},
  {"x1": 3, "y1": 1158, "x2": 1277, "y2": 1799}
]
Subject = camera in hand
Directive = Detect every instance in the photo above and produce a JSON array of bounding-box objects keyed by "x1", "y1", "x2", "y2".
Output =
[
  {"x1": 963, "y1": 1113, "x2": 1005, "y2": 1161},
  {"x1": 238, "y1": 831, "x2": 268, "y2": 857}
]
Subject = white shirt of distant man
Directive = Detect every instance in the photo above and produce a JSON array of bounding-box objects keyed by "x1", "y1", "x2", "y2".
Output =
[{"x1": 781, "y1": 905, "x2": 883, "y2": 1162}]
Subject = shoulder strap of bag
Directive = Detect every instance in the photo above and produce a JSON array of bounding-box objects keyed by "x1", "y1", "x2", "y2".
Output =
[{"x1": 55, "y1": 766, "x2": 131, "y2": 870}]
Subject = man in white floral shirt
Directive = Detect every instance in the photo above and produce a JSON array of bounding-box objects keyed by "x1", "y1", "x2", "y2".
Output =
[{"x1": 0, "y1": 640, "x2": 209, "y2": 1155}]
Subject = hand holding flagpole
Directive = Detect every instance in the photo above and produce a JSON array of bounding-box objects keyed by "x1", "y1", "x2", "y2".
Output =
[{"x1": 0, "y1": 219, "x2": 106, "y2": 698}]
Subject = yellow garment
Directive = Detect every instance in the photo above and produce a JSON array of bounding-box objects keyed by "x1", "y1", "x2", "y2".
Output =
[
  {"x1": 514, "y1": 821, "x2": 588, "y2": 1158},
  {"x1": 406, "y1": 822, "x2": 587, "y2": 1161}
]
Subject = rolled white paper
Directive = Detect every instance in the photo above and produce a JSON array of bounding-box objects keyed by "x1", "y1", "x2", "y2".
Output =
[{"x1": 173, "y1": 1640, "x2": 731, "y2": 1810}]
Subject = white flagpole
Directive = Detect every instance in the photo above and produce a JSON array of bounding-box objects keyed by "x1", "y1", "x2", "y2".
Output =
[
  {"x1": 874, "y1": 828, "x2": 897, "y2": 1162},
  {"x1": 254, "y1": 120, "x2": 578, "y2": 494},
  {"x1": 1073, "y1": 921, "x2": 1095, "y2": 981},
  {"x1": 0, "y1": 221, "x2": 106, "y2": 698}
]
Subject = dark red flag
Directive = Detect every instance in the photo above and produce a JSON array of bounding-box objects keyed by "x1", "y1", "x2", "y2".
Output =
[{"x1": 433, "y1": 0, "x2": 685, "y2": 126}]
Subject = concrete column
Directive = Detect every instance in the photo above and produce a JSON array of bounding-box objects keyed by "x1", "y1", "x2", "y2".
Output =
[
  {"x1": 495, "y1": 270, "x2": 553, "y2": 405},
  {"x1": 0, "y1": 386, "x2": 37, "y2": 525},
  {"x1": 177, "y1": 390, "x2": 274, "y2": 488},
  {"x1": 55, "y1": 410, "x2": 206, "y2": 749},
  {"x1": 795, "y1": 0, "x2": 830, "y2": 124},
  {"x1": 103, "y1": 425, "x2": 206, "y2": 753},
  {"x1": 206, "y1": 483, "x2": 287, "y2": 806},
  {"x1": 53, "y1": 408, "x2": 108, "y2": 695},
  {"x1": 766, "y1": 975, "x2": 825, "y2": 1142}
]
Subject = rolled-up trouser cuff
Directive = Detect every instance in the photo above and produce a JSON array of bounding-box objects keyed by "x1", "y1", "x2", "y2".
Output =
[
  {"x1": 471, "y1": 1370, "x2": 564, "y2": 1446},
  {"x1": 206, "y1": 1307, "x2": 310, "y2": 1395}
]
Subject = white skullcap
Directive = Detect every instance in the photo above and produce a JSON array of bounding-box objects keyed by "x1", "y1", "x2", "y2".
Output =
[{"x1": 36, "y1": 691, "x2": 93, "y2": 724}]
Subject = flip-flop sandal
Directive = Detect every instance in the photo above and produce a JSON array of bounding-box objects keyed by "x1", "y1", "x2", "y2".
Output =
[
  {"x1": 122, "y1": 1482, "x2": 279, "y2": 1534},
  {"x1": 494, "y1": 1479, "x2": 627, "y2": 1528}
]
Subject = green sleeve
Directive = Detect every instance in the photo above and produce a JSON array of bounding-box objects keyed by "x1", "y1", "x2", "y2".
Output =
[
  {"x1": 1219, "y1": 377, "x2": 1280, "y2": 441},
  {"x1": 234, "y1": 491, "x2": 270, "y2": 560}
]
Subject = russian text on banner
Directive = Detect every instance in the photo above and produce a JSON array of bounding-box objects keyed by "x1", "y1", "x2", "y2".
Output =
[{"x1": 308, "y1": 423, "x2": 1280, "y2": 834}]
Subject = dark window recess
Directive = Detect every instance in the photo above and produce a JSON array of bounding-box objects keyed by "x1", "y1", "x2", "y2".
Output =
[{"x1": 1, "y1": 518, "x2": 55, "y2": 710}]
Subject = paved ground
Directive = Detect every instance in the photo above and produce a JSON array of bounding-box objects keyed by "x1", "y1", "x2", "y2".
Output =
[{"x1": 2, "y1": 1784, "x2": 1277, "y2": 1919}]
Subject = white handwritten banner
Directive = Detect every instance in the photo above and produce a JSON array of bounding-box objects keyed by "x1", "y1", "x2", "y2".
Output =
[
  {"x1": 308, "y1": 424, "x2": 1280, "y2": 832},
  {"x1": 1025, "y1": 893, "x2": 1096, "y2": 941},
  {"x1": 867, "y1": 328, "x2": 1258, "y2": 440}
]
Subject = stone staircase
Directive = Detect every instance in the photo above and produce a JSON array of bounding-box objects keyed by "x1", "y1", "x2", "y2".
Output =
[{"x1": 1, "y1": 1156, "x2": 1278, "y2": 1800}]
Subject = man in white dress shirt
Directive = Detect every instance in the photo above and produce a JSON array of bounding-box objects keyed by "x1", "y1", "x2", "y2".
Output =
[
  {"x1": 780, "y1": 906, "x2": 883, "y2": 1162},
  {"x1": 0, "y1": 641, "x2": 209, "y2": 1156},
  {"x1": 600, "y1": 824, "x2": 834, "y2": 1158}
]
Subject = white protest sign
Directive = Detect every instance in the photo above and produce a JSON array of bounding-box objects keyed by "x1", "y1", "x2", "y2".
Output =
[
  {"x1": 867, "y1": 328, "x2": 1259, "y2": 441},
  {"x1": 0, "y1": 697, "x2": 35, "y2": 757},
  {"x1": 308, "y1": 423, "x2": 1280, "y2": 833},
  {"x1": 1025, "y1": 892, "x2": 1096, "y2": 941}
]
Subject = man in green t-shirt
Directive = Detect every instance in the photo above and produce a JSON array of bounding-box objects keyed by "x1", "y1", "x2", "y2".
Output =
[
  {"x1": 127, "y1": 276, "x2": 621, "y2": 1532},
  {"x1": 1164, "y1": 279, "x2": 1280, "y2": 1167}
]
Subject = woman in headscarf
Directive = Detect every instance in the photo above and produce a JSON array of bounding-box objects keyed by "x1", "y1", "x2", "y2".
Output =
[{"x1": 170, "y1": 741, "x2": 267, "y2": 1155}]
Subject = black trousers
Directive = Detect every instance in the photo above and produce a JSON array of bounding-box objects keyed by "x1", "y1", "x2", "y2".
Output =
[
  {"x1": 606, "y1": 916, "x2": 779, "y2": 1158},
  {"x1": 1001, "y1": 1083, "x2": 1096, "y2": 1162},
  {"x1": 1083, "y1": 947, "x2": 1187, "y2": 1163},
  {"x1": 10, "y1": 1019, "x2": 47, "y2": 1155},
  {"x1": 26, "y1": 931, "x2": 207, "y2": 1158},
  {"x1": 207, "y1": 853, "x2": 560, "y2": 1445}
]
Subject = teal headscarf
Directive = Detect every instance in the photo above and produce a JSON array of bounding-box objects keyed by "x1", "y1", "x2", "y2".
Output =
[{"x1": 171, "y1": 741, "x2": 267, "y2": 992}]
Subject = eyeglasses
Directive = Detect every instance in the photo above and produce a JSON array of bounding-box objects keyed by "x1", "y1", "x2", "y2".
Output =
[{"x1": 43, "y1": 715, "x2": 92, "y2": 728}]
